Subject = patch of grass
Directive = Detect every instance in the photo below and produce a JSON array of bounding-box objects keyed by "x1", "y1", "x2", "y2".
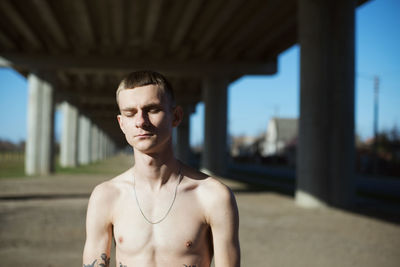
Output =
[
  {"x1": 0, "y1": 152, "x2": 133, "y2": 178},
  {"x1": 55, "y1": 153, "x2": 133, "y2": 175},
  {"x1": 0, "y1": 152, "x2": 25, "y2": 178},
  {"x1": 0, "y1": 159, "x2": 25, "y2": 178}
]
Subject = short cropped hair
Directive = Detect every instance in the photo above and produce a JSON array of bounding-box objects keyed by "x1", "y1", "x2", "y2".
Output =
[{"x1": 116, "y1": 70, "x2": 175, "y2": 107}]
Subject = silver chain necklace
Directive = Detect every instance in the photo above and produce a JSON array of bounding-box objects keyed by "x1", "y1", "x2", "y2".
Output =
[{"x1": 133, "y1": 169, "x2": 182, "y2": 224}]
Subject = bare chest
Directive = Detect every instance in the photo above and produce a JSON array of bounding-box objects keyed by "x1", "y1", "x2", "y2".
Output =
[{"x1": 112, "y1": 189, "x2": 212, "y2": 264}]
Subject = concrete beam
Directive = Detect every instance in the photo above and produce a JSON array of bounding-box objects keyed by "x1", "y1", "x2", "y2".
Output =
[
  {"x1": 61, "y1": 0, "x2": 95, "y2": 49},
  {"x1": 170, "y1": 0, "x2": 203, "y2": 50},
  {"x1": 0, "y1": 31, "x2": 15, "y2": 50},
  {"x1": 195, "y1": 0, "x2": 244, "y2": 54},
  {"x1": 244, "y1": 16, "x2": 297, "y2": 58},
  {"x1": 220, "y1": 1, "x2": 279, "y2": 57},
  {"x1": 0, "y1": 1, "x2": 42, "y2": 50},
  {"x1": 56, "y1": 71, "x2": 70, "y2": 88},
  {"x1": 30, "y1": 0, "x2": 69, "y2": 50},
  {"x1": 144, "y1": 0, "x2": 164, "y2": 44},
  {"x1": 0, "y1": 54, "x2": 277, "y2": 76},
  {"x1": 110, "y1": 0, "x2": 124, "y2": 48}
]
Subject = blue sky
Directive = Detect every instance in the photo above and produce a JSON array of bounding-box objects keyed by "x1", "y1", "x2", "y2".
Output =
[{"x1": 0, "y1": 0, "x2": 399, "y2": 146}]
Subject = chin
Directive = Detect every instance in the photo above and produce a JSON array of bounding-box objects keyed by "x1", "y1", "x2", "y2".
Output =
[
  {"x1": 135, "y1": 142, "x2": 172, "y2": 155},
  {"x1": 132, "y1": 141, "x2": 158, "y2": 153}
]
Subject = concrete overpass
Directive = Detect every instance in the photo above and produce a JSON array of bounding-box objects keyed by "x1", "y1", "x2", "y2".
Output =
[{"x1": 0, "y1": 0, "x2": 367, "y2": 209}]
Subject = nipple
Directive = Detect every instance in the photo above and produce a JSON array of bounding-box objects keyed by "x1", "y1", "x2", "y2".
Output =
[
  {"x1": 118, "y1": 236, "x2": 124, "y2": 244},
  {"x1": 185, "y1": 241, "x2": 193, "y2": 248}
]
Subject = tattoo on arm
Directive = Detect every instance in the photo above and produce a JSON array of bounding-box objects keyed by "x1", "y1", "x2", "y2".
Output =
[
  {"x1": 83, "y1": 259, "x2": 96, "y2": 267},
  {"x1": 119, "y1": 262, "x2": 127, "y2": 267},
  {"x1": 183, "y1": 265, "x2": 197, "y2": 267},
  {"x1": 83, "y1": 253, "x2": 110, "y2": 267}
]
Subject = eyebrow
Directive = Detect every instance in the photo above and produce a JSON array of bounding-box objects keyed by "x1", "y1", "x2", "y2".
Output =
[{"x1": 121, "y1": 102, "x2": 163, "y2": 112}]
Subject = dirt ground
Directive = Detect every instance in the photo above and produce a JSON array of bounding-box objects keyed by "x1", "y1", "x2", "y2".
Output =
[{"x1": 1, "y1": 155, "x2": 399, "y2": 267}]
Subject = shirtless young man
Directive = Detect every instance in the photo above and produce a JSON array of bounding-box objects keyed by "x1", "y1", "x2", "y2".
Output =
[{"x1": 82, "y1": 71, "x2": 240, "y2": 267}]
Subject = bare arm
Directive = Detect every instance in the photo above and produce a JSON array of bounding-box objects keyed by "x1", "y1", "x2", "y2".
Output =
[
  {"x1": 207, "y1": 182, "x2": 240, "y2": 267},
  {"x1": 83, "y1": 183, "x2": 114, "y2": 267}
]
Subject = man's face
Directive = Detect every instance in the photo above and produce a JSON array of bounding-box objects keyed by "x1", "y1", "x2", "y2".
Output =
[{"x1": 117, "y1": 84, "x2": 179, "y2": 154}]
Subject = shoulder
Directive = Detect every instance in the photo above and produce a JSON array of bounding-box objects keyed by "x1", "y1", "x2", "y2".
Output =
[
  {"x1": 180, "y1": 164, "x2": 234, "y2": 202},
  {"x1": 89, "y1": 180, "x2": 118, "y2": 204},
  {"x1": 199, "y1": 176, "x2": 238, "y2": 226},
  {"x1": 183, "y1": 169, "x2": 237, "y2": 224},
  {"x1": 179, "y1": 164, "x2": 226, "y2": 193},
  {"x1": 198, "y1": 176, "x2": 234, "y2": 203},
  {"x1": 87, "y1": 169, "x2": 132, "y2": 213}
]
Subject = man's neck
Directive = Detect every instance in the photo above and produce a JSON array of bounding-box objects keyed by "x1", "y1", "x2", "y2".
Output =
[{"x1": 132, "y1": 147, "x2": 180, "y2": 191}]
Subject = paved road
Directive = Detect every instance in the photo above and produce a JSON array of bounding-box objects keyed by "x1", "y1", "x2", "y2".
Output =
[{"x1": 1, "y1": 163, "x2": 399, "y2": 266}]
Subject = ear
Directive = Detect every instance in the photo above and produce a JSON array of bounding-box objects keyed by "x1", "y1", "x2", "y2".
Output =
[
  {"x1": 117, "y1": 114, "x2": 126, "y2": 134},
  {"x1": 172, "y1": 105, "x2": 183, "y2": 127}
]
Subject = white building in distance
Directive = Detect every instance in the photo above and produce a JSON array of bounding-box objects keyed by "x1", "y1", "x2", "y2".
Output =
[
  {"x1": 261, "y1": 117, "x2": 298, "y2": 156},
  {"x1": 231, "y1": 135, "x2": 260, "y2": 157}
]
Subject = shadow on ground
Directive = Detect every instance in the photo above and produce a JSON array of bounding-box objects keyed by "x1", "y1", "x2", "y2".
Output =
[{"x1": 224, "y1": 168, "x2": 400, "y2": 225}]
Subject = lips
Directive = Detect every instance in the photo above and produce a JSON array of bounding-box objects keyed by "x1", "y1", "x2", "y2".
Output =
[{"x1": 135, "y1": 133, "x2": 153, "y2": 137}]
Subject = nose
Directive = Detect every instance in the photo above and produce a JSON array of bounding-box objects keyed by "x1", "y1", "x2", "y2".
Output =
[{"x1": 135, "y1": 110, "x2": 148, "y2": 128}]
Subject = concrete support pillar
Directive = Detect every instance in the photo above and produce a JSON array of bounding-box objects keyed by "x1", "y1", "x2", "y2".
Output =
[
  {"x1": 97, "y1": 130, "x2": 102, "y2": 161},
  {"x1": 107, "y1": 140, "x2": 112, "y2": 156},
  {"x1": 100, "y1": 131, "x2": 106, "y2": 160},
  {"x1": 106, "y1": 136, "x2": 111, "y2": 157},
  {"x1": 105, "y1": 136, "x2": 110, "y2": 157},
  {"x1": 109, "y1": 138, "x2": 114, "y2": 156},
  {"x1": 91, "y1": 124, "x2": 99, "y2": 162},
  {"x1": 201, "y1": 78, "x2": 229, "y2": 176},
  {"x1": 60, "y1": 102, "x2": 79, "y2": 167},
  {"x1": 78, "y1": 115, "x2": 91, "y2": 165},
  {"x1": 176, "y1": 103, "x2": 194, "y2": 163},
  {"x1": 103, "y1": 135, "x2": 108, "y2": 158},
  {"x1": 25, "y1": 73, "x2": 55, "y2": 175},
  {"x1": 107, "y1": 137, "x2": 115, "y2": 157},
  {"x1": 107, "y1": 140, "x2": 110, "y2": 157},
  {"x1": 110, "y1": 141, "x2": 116, "y2": 155},
  {"x1": 296, "y1": 0, "x2": 356, "y2": 208}
]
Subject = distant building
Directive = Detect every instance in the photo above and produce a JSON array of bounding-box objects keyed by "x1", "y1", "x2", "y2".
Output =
[
  {"x1": 261, "y1": 117, "x2": 298, "y2": 156},
  {"x1": 231, "y1": 135, "x2": 260, "y2": 157}
]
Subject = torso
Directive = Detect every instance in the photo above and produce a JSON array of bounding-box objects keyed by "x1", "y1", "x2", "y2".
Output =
[{"x1": 108, "y1": 168, "x2": 213, "y2": 267}]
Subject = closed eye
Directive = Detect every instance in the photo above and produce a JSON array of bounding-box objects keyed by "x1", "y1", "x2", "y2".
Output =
[
  {"x1": 148, "y1": 107, "x2": 161, "y2": 113},
  {"x1": 123, "y1": 111, "x2": 136, "y2": 117},
  {"x1": 143, "y1": 104, "x2": 163, "y2": 114}
]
